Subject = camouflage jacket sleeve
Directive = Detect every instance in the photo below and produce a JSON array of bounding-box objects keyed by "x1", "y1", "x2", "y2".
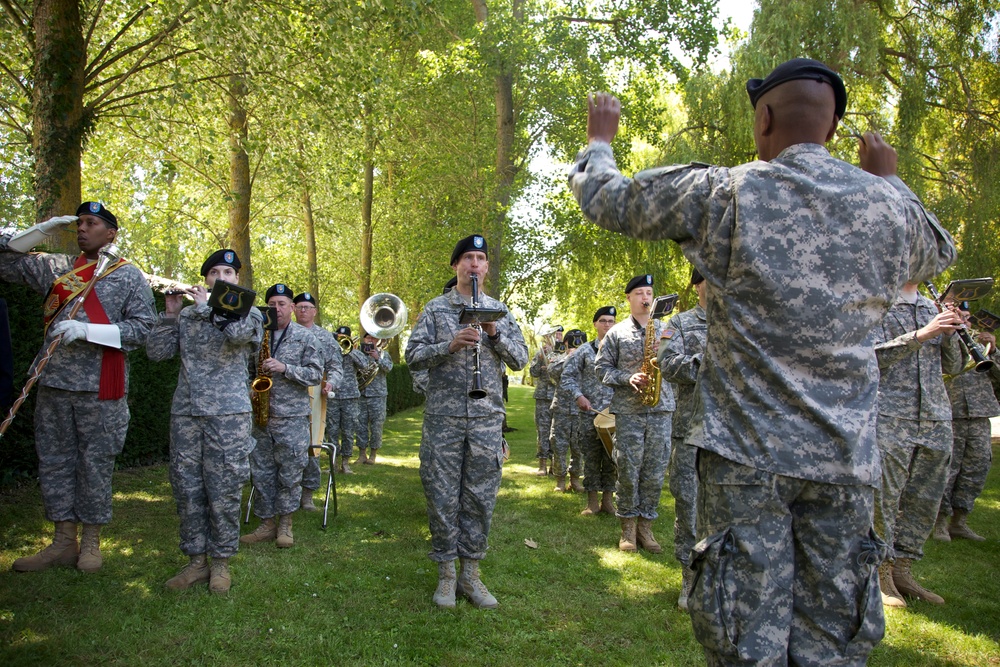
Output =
[
  {"x1": 278, "y1": 324, "x2": 323, "y2": 388},
  {"x1": 947, "y1": 353, "x2": 1000, "y2": 418},
  {"x1": 336, "y1": 349, "x2": 366, "y2": 398},
  {"x1": 317, "y1": 328, "x2": 344, "y2": 389},
  {"x1": 560, "y1": 346, "x2": 586, "y2": 400},
  {"x1": 883, "y1": 176, "x2": 958, "y2": 283},
  {"x1": 483, "y1": 310, "x2": 529, "y2": 372},
  {"x1": 594, "y1": 326, "x2": 629, "y2": 387},
  {"x1": 0, "y1": 249, "x2": 76, "y2": 294},
  {"x1": 658, "y1": 309, "x2": 703, "y2": 386},
  {"x1": 146, "y1": 313, "x2": 181, "y2": 362}
]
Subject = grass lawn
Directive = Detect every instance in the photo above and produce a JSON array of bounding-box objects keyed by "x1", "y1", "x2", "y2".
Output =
[{"x1": 1, "y1": 384, "x2": 998, "y2": 665}]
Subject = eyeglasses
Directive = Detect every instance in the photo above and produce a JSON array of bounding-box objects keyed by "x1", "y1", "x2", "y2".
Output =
[
  {"x1": 294, "y1": 304, "x2": 316, "y2": 311},
  {"x1": 596, "y1": 318, "x2": 616, "y2": 325}
]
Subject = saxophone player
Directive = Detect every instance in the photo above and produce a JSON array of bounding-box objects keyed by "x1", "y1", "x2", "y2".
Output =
[
  {"x1": 594, "y1": 274, "x2": 674, "y2": 553},
  {"x1": 146, "y1": 249, "x2": 262, "y2": 593},
  {"x1": 241, "y1": 284, "x2": 323, "y2": 549}
]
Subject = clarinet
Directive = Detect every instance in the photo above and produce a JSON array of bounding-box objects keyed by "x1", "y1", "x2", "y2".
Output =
[
  {"x1": 924, "y1": 281, "x2": 994, "y2": 373},
  {"x1": 468, "y1": 275, "x2": 488, "y2": 399}
]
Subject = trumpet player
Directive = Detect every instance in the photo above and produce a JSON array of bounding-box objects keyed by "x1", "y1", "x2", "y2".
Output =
[
  {"x1": 1, "y1": 203, "x2": 155, "y2": 574},
  {"x1": 595, "y1": 274, "x2": 674, "y2": 554},
  {"x1": 356, "y1": 330, "x2": 393, "y2": 465},
  {"x1": 293, "y1": 292, "x2": 343, "y2": 511},
  {"x1": 329, "y1": 325, "x2": 367, "y2": 473},
  {"x1": 530, "y1": 325, "x2": 562, "y2": 475},
  {"x1": 405, "y1": 234, "x2": 528, "y2": 609},
  {"x1": 241, "y1": 284, "x2": 322, "y2": 549},
  {"x1": 548, "y1": 329, "x2": 586, "y2": 493},
  {"x1": 146, "y1": 249, "x2": 262, "y2": 593}
]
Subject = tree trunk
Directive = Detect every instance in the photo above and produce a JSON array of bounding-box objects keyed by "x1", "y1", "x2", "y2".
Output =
[
  {"x1": 301, "y1": 184, "x2": 321, "y2": 320},
  {"x1": 227, "y1": 72, "x2": 253, "y2": 289},
  {"x1": 32, "y1": 0, "x2": 85, "y2": 254},
  {"x1": 359, "y1": 157, "x2": 374, "y2": 310}
]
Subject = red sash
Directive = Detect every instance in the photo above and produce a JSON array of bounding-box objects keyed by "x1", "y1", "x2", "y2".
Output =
[{"x1": 43, "y1": 256, "x2": 129, "y2": 400}]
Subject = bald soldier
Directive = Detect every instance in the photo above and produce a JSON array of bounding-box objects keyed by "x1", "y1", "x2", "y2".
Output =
[{"x1": 570, "y1": 58, "x2": 956, "y2": 665}]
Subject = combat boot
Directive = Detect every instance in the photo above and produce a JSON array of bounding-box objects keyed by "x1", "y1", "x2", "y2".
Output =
[
  {"x1": 580, "y1": 491, "x2": 601, "y2": 516},
  {"x1": 569, "y1": 474, "x2": 584, "y2": 493},
  {"x1": 619, "y1": 518, "x2": 637, "y2": 552},
  {"x1": 240, "y1": 518, "x2": 277, "y2": 544},
  {"x1": 276, "y1": 514, "x2": 294, "y2": 548},
  {"x1": 340, "y1": 456, "x2": 354, "y2": 475},
  {"x1": 77, "y1": 524, "x2": 103, "y2": 573},
  {"x1": 365, "y1": 449, "x2": 377, "y2": 465},
  {"x1": 300, "y1": 487, "x2": 317, "y2": 512},
  {"x1": 165, "y1": 554, "x2": 209, "y2": 590},
  {"x1": 457, "y1": 559, "x2": 498, "y2": 609},
  {"x1": 209, "y1": 558, "x2": 231, "y2": 595},
  {"x1": 600, "y1": 491, "x2": 615, "y2": 515},
  {"x1": 932, "y1": 512, "x2": 951, "y2": 541},
  {"x1": 12, "y1": 521, "x2": 78, "y2": 572},
  {"x1": 892, "y1": 558, "x2": 944, "y2": 605},
  {"x1": 678, "y1": 565, "x2": 695, "y2": 611},
  {"x1": 355, "y1": 448, "x2": 369, "y2": 465},
  {"x1": 433, "y1": 560, "x2": 457, "y2": 608},
  {"x1": 878, "y1": 562, "x2": 906, "y2": 608},
  {"x1": 535, "y1": 458, "x2": 547, "y2": 476},
  {"x1": 636, "y1": 518, "x2": 663, "y2": 554},
  {"x1": 949, "y1": 510, "x2": 986, "y2": 541},
  {"x1": 554, "y1": 476, "x2": 567, "y2": 492}
]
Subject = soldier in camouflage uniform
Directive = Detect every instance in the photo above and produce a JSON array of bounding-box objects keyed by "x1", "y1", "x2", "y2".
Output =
[
  {"x1": 657, "y1": 268, "x2": 708, "y2": 611},
  {"x1": 293, "y1": 292, "x2": 343, "y2": 512},
  {"x1": 411, "y1": 278, "x2": 456, "y2": 396},
  {"x1": 936, "y1": 308, "x2": 1000, "y2": 542},
  {"x1": 241, "y1": 284, "x2": 323, "y2": 549},
  {"x1": 405, "y1": 234, "x2": 528, "y2": 609},
  {"x1": 595, "y1": 274, "x2": 674, "y2": 554},
  {"x1": 1, "y1": 203, "x2": 155, "y2": 574},
  {"x1": 560, "y1": 308, "x2": 616, "y2": 515},
  {"x1": 570, "y1": 58, "x2": 956, "y2": 664},
  {"x1": 529, "y1": 326, "x2": 561, "y2": 475},
  {"x1": 329, "y1": 325, "x2": 367, "y2": 473},
  {"x1": 548, "y1": 330, "x2": 585, "y2": 492},
  {"x1": 147, "y1": 249, "x2": 262, "y2": 594},
  {"x1": 356, "y1": 331, "x2": 393, "y2": 464}
]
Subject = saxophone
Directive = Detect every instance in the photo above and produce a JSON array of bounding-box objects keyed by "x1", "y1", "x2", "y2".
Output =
[
  {"x1": 638, "y1": 302, "x2": 662, "y2": 407},
  {"x1": 250, "y1": 329, "x2": 273, "y2": 427}
]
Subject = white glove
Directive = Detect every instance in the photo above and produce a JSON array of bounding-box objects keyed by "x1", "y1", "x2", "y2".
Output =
[
  {"x1": 6, "y1": 215, "x2": 78, "y2": 253},
  {"x1": 51, "y1": 319, "x2": 88, "y2": 343},
  {"x1": 50, "y1": 321, "x2": 122, "y2": 348}
]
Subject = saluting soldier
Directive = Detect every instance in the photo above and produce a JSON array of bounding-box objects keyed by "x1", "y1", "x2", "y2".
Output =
[
  {"x1": 329, "y1": 325, "x2": 368, "y2": 473},
  {"x1": 241, "y1": 284, "x2": 323, "y2": 549},
  {"x1": 1, "y1": 203, "x2": 155, "y2": 574},
  {"x1": 405, "y1": 234, "x2": 528, "y2": 609},
  {"x1": 147, "y1": 249, "x2": 263, "y2": 593},
  {"x1": 356, "y1": 330, "x2": 393, "y2": 465}
]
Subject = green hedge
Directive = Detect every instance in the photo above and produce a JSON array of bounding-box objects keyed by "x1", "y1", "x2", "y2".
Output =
[{"x1": 0, "y1": 282, "x2": 423, "y2": 485}]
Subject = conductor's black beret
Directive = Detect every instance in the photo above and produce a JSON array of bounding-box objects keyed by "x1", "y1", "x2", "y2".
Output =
[{"x1": 746, "y1": 58, "x2": 847, "y2": 119}]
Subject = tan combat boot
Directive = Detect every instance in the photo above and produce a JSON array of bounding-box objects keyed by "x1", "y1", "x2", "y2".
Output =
[
  {"x1": 355, "y1": 448, "x2": 369, "y2": 465},
  {"x1": 580, "y1": 491, "x2": 601, "y2": 516},
  {"x1": 165, "y1": 554, "x2": 210, "y2": 590},
  {"x1": 340, "y1": 456, "x2": 354, "y2": 475},
  {"x1": 949, "y1": 510, "x2": 985, "y2": 541},
  {"x1": 893, "y1": 558, "x2": 944, "y2": 605},
  {"x1": 535, "y1": 458, "x2": 547, "y2": 476},
  {"x1": 276, "y1": 514, "x2": 294, "y2": 548},
  {"x1": 300, "y1": 487, "x2": 317, "y2": 512},
  {"x1": 432, "y1": 560, "x2": 457, "y2": 608},
  {"x1": 554, "y1": 476, "x2": 567, "y2": 492},
  {"x1": 209, "y1": 558, "x2": 231, "y2": 595},
  {"x1": 619, "y1": 518, "x2": 638, "y2": 552},
  {"x1": 365, "y1": 449, "x2": 377, "y2": 465},
  {"x1": 240, "y1": 518, "x2": 277, "y2": 544},
  {"x1": 600, "y1": 491, "x2": 615, "y2": 515},
  {"x1": 878, "y1": 561, "x2": 906, "y2": 608},
  {"x1": 77, "y1": 524, "x2": 103, "y2": 573},
  {"x1": 932, "y1": 512, "x2": 951, "y2": 541},
  {"x1": 636, "y1": 518, "x2": 663, "y2": 554},
  {"x1": 12, "y1": 521, "x2": 78, "y2": 572},
  {"x1": 457, "y1": 559, "x2": 498, "y2": 609},
  {"x1": 569, "y1": 475, "x2": 584, "y2": 493}
]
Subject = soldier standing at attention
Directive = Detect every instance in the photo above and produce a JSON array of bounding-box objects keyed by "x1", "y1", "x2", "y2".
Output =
[
  {"x1": 1, "y1": 203, "x2": 155, "y2": 574},
  {"x1": 529, "y1": 326, "x2": 561, "y2": 475},
  {"x1": 657, "y1": 268, "x2": 709, "y2": 610},
  {"x1": 595, "y1": 274, "x2": 674, "y2": 554},
  {"x1": 293, "y1": 292, "x2": 342, "y2": 511},
  {"x1": 405, "y1": 234, "x2": 528, "y2": 609},
  {"x1": 356, "y1": 330, "x2": 393, "y2": 465},
  {"x1": 147, "y1": 249, "x2": 263, "y2": 593},
  {"x1": 570, "y1": 59, "x2": 956, "y2": 664},
  {"x1": 241, "y1": 284, "x2": 322, "y2": 549},
  {"x1": 547, "y1": 329, "x2": 585, "y2": 493},
  {"x1": 329, "y1": 325, "x2": 367, "y2": 474}
]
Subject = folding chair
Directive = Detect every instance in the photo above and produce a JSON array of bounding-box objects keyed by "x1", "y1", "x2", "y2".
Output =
[{"x1": 242, "y1": 441, "x2": 338, "y2": 528}]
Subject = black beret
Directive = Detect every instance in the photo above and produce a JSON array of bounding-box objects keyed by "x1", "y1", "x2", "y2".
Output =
[
  {"x1": 336, "y1": 325, "x2": 352, "y2": 337},
  {"x1": 625, "y1": 274, "x2": 653, "y2": 294},
  {"x1": 554, "y1": 325, "x2": 564, "y2": 333},
  {"x1": 265, "y1": 283, "x2": 293, "y2": 302},
  {"x1": 593, "y1": 306, "x2": 617, "y2": 321},
  {"x1": 450, "y1": 234, "x2": 488, "y2": 265},
  {"x1": 200, "y1": 248, "x2": 241, "y2": 277},
  {"x1": 75, "y1": 201, "x2": 119, "y2": 229},
  {"x1": 564, "y1": 329, "x2": 587, "y2": 347},
  {"x1": 443, "y1": 276, "x2": 457, "y2": 293},
  {"x1": 746, "y1": 58, "x2": 847, "y2": 119},
  {"x1": 691, "y1": 268, "x2": 705, "y2": 286},
  {"x1": 293, "y1": 292, "x2": 317, "y2": 305}
]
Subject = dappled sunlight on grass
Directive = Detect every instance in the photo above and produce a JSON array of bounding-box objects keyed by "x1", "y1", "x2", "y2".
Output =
[
  {"x1": 8, "y1": 626, "x2": 47, "y2": 646},
  {"x1": 880, "y1": 612, "x2": 1000, "y2": 663},
  {"x1": 113, "y1": 490, "x2": 170, "y2": 503},
  {"x1": 595, "y1": 548, "x2": 677, "y2": 598}
]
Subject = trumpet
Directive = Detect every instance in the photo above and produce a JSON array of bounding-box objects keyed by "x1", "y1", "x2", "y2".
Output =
[
  {"x1": 251, "y1": 330, "x2": 273, "y2": 427},
  {"x1": 337, "y1": 333, "x2": 358, "y2": 355}
]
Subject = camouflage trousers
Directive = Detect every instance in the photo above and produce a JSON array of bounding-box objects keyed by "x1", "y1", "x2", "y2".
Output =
[
  {"x1": 419, "y1": 413, "x2": 504, "y2": 562},
  {"x1": 874, "y1": 416, "x2": 952, "y2": 561},
  {"x1": 613, "y1": 412, "x2": 671, "y2": 520},
  {"x1": 169, "y1": 413, "x2": 252, "y2": 558},
  {"x1": 669, "y1": 438, "x2": 698, "y2": 566},
  {"x1": 940, "y1": 417, "x2": 993, "y2": 515},
  {"x1": 691, "y1": 450, "x2": 886, "y2": 667},
  {"x1": 302, "y1": 454, "x2": 323, "y2": 491},
  {"x1": 327, "y1": 397, "x2": 359, "y2": 458},
  {"x1": 549, "y1": 409, "x2": 582, "y2": 477},
  {"x1": 577, "y1": 413, "x2": 616, "y2": 492},
  {"x1": 249, "y1": 416, "x2": 309, "y2": 518},
  {"x1": 534, "y1": 398, "x2": 553, "y2": 460},
  {"x1": 357, "y1": 395, "x2": 388, "y2": 451},
  {"x1": 34, "y1": 386, "x2": 129, "y2": 525}
]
